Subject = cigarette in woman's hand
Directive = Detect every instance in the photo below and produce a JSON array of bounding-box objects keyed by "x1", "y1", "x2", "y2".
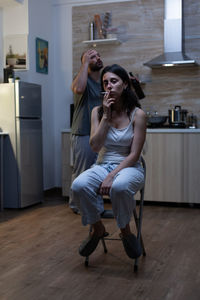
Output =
[{"x1": 101, "y1": 92, "x2": 109, "y2": 96}]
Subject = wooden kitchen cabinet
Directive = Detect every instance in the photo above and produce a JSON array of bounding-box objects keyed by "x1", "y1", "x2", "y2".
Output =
[
  {"x1": 61, "y1": 131, "x2": 72, "y2": 197},
  {"x1": 62, "y1": 130, "x2": 200, "y2": 203},
  {"x1": 141, "y1": 131, "x2": 200, "y2": 204},
  {"x1": 182, "y1": 134, "x2": 200, "y2": 203}
]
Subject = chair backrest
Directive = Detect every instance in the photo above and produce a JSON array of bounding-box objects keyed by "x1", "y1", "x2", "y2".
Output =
[
  {"x1": 139, "y1": 156, "x2": 146, "y2": 196},
  {"x1": 140, "y1": 156, "x2": 146, "y2": 181}
]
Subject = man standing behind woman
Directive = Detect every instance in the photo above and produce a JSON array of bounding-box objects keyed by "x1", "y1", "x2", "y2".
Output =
[{"x1": 69, "y1": 49, "x2": 104, "y2": 214}]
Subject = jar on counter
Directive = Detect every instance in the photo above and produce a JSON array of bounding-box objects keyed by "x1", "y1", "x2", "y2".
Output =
[{"x1": 187, "y1": 114, "x2": 198, "y2": 129}]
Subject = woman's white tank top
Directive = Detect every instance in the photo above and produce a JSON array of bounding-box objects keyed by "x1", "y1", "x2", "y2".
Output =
[{"x1": 96, "y1": 107, "x2": 139, "y2": 164}]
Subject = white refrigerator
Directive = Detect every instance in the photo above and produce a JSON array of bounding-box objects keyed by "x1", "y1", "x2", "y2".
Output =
[{"x1": 0, "y1": 81, "x2": 43, "y2": 208}]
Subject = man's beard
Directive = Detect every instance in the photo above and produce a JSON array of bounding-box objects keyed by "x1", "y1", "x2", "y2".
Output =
[{"x1": 90, "y1": 61, "x2": 103, "y2": 72}]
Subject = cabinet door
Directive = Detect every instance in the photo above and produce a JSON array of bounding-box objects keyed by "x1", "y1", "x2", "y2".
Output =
[
  {"x1": 183, "y1": 134, "x2": 200, "y2": 204},
  {"x1": 18, "y1": 119, "x2": 43, "y2": 208},
  {"x1": 143, "y1": 133, "x2": 184, "y2": 203},
  {"x1": 62, "y1": 133, "x2": 72, "y2": 197}
]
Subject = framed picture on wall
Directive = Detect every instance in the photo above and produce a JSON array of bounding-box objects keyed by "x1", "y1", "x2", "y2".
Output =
[{"x1": 36, "y1": 37, "x2": 48, "y2": 74}]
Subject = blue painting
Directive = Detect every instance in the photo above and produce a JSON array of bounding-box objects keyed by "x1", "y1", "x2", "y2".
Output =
[{"x1": 36, "y1": 38, "x2": 48, "y2": 74}]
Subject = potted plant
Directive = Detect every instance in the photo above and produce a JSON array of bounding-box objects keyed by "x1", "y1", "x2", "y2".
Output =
[
  {"x1": 15, "y1": 76, "x2": 20, "y2": 82},
  {"x1": 8, "y1": 74, "x2": 14, "y2": 83},
  {"x1": 6, "y1": 45, "x2": 18, "y2": 67}
]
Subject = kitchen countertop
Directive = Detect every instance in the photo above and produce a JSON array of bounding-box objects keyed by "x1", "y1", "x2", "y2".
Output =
[
  {"x1": 147, "y1": 128, "x2": 200, "y2": 133},
  {"x1": 62, "y1": 128, "x2": 200, "y2": 133},
  {"x1": 62, "y1": 129, "x2": 71, "y2": 133}
]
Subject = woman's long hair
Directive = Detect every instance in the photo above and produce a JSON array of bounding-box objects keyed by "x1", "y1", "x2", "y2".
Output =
[{"x1": 98, "y1": 64, "x2": 141, "y2": 121}]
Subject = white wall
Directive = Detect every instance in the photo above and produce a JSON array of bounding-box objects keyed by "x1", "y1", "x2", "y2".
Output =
[
  {"x1": 26, "y1": 0, "x2": 55, "y2": 189},
  {"x1": 53, "y1": 5, "x2": 73, "y2": 186},
  {"x1": 2, "y1": 0, "x2": 56, "y2": 190},
  {"x1": 3, "y1": 0, "x2": 28, "y2": 35}
]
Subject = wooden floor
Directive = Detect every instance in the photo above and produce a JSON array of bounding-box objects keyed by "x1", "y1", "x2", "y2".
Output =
[{"x1": 0, "y1": 193, "x2": 200, "y2": 300}]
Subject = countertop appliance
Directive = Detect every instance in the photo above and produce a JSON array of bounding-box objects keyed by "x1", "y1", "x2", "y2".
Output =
[
  {"x1": 147, "y1": 123, "x2": 186, "y2": 129},
  {"x1": 0, "y1": 81, "x2": 43, "y2": 208},
  {"x1": 168, "y1": 105, "x2": 188, "y2": 128}
]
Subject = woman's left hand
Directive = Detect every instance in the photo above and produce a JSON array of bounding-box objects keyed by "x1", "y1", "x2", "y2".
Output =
[{"x1": 99, "y1": 175, "x2": 114, "y2": 195}]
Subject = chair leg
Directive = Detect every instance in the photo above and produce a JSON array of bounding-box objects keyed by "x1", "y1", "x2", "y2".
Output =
[
  {"x1": 85, "y1": 255, "x2": 89, "y2": 267},
  {"x1": 140, "y1": 235, "x2": 146, "y2": 256},
  {"x1": 133, "y1": 204, "x2": 146, "y2": 252},
  {"x1": 133, "y1": 205, "x2": 146, "y2": 272},
  {"x1": 134, "y1": 258, "x2": 138, "y2": 272},
  {"x1": 84, "y1": 225, "x2": 92, "y2": 267},
  {"x1": 101, "y1": 237, "x2": 108, "y2": 253}
]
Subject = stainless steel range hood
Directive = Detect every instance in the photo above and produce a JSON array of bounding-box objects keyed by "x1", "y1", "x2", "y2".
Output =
[
  {"x1": 144, "y1": 0, "x2": 198, "y2": 68},
  {"x1": 144, "y1": 52, "x2": 196, "y2": 68}
]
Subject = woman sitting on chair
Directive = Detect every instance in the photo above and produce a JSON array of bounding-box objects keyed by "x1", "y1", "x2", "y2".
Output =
[{"x1": 71, "y1": 64, "x2": 146, "y2": 259}]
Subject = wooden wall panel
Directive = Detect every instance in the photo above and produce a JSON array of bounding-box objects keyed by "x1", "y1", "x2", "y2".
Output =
[
  {"x1": 183, "y1": 0, "x2": 200, "y2": 63},
  {"x1": 72, "y1": 0, "x2": 200, "y2": 126},
  {"x1": 72, "y1": 1, "x2": 163, "y2": 78}
]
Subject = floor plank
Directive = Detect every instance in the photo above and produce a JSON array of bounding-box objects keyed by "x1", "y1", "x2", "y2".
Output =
[{"x1": 0, "y1": 195, "x2": 200, "y2": 300}]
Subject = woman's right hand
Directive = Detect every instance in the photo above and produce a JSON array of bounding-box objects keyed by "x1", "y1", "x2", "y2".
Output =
[{"x1": 102, "y1": 91, "x2": 114, "y2": 121}]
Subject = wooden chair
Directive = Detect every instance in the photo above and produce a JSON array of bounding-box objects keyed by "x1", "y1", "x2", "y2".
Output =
[{"x1": 84, "y1": 157, "x2": 146, "y2": 272}]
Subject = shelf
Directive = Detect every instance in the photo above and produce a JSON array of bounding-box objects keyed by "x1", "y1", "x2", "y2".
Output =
[
  {"x1": 6, "y1": 65, "x2": 27, "y2": 70},
  {"x1": 82, "y1": 38, "x2": 121, "y2": 46}
]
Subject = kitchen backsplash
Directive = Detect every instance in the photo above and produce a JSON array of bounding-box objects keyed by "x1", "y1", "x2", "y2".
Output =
[{"x1": 72, "y1": 0, "x2": 200, "y2": 126}]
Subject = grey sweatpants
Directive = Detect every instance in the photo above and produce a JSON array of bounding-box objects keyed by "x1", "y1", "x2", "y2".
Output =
[
  {"x1": 71, "y1": 162, "x2": 144, "y2": 228},
  {"x1": 69, "y1": 134, "x2": 97, "y2": 211}
]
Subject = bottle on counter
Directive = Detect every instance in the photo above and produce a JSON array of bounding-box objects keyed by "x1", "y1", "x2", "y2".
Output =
[
  {"x1": 129, "y1": 72, "x2": 145, "y2": 100},
  {"x1": 89, "y1": 22, "x2": 94, "y2": 40}
]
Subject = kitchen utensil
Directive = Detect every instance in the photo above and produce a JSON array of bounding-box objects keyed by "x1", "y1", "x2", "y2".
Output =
[
  {"x1": 168, "y1": 105, "x2": 188, "y2": 126},
  {"x1": 147, "y1": 115, "x2": 168, "y2": 127},
  {"x1": 103, "y1": 12, "x2": 111, "y2": 38},
  {"x1": 94, "y1": 14, "x2": 104, "y2": 39}
]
